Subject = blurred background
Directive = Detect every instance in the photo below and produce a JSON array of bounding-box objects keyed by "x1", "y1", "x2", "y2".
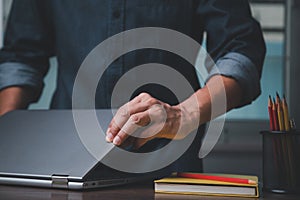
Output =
[{"x1": 1, "y1": 0, "x2": 299, "y2": 179}]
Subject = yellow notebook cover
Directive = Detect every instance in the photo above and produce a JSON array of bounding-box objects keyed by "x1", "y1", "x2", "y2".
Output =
[{"x1": 154, "y1": 173, "x2": 259, "y2": 198}]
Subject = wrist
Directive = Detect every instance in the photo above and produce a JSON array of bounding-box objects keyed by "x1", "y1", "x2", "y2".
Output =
[{"x1": 175, "y1": 93, "x2": 204, "y2": 134}]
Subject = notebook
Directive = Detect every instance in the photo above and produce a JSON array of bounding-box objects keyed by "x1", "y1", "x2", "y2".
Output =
[
  {"x1": 155, "y1": 173, "x2": 259, "y2": 198},
  {"x1": 0, "y1": 110, "x2": 167, "y2": 189}
]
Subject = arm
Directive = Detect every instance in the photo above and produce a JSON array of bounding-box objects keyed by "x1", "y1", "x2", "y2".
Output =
[
  {"x1": 0, "y1": 0, "x2": 54, "y2": 115},
  {"x1": 197, "y1": 0, "x2": 266, "y2": 106},
  {"x1": 105, "y1": 0, "x2": 265, "y2": 147},
  {"x1": 182, "y1": 75, "x2": 242, "y2": 126},
  {"x1": 0, "y1": 87, "x2": 35, "y2": 116},
  {"x1": 106, "y1": 75, "x2": 242, "y2": 148}
]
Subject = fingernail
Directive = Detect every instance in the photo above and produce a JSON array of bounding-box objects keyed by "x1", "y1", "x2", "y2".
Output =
[
  {"x1": 113, "y1": 136, "x2": 121, "y2": 146},
  {"x1": 106, "y1": 132, "x2": 114, "y2": 142}
]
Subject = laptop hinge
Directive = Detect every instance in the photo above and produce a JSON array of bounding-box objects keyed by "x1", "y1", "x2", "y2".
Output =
[{"x1": 51, "y1": 175, "x2": 69, "y2": 189}]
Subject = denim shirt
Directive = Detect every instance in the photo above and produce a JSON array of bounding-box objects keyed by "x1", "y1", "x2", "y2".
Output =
[
  {"x1": 0, "y1": 0, "x2": 266, "y2": 172},
  {"x1": 0, "y1": 0, "x2": 265, "y2": 108}
]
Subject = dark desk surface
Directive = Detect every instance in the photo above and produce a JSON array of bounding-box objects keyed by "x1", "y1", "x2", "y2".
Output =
[{"x1": 0, "y1": 182, "x2": 299, "y2": 200}]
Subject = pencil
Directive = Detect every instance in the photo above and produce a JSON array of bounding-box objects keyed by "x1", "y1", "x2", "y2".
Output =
[
  {"x1": 276, "y1": 93, "x2": 285, "y2": 131},
  {"x1": 277, "y1": 103, "x2": 285, "y2": 131},
  {"x1": 177, "y1": 173, "x2": 257, "y2": 185},
  {"x1": 268, "y1": 95, "x2": 275, "y2": 130},
  {"x1": 272, "y1": 98, "x2": 279, "y2": 131},
  {"x1": 276, "y1": 92, "x2": 280, "y2": 105},
  {"x1": 282, "y1": 95, "x2": 290, "y2": 131}
]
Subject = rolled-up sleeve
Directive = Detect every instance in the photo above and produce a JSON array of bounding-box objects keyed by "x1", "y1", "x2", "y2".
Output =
[
  {"x1": 206, "y1": 52, "x2": 260, "y2": 106},
  {"x1": 0, "y1": 62, "x2": 45, "y2": 92},
  {"x1": 196, "y1": 0, "x2": 266, "y2": 106},
  {"x1": 0, "y1": 0, "x2": 54, "y2": 101}
]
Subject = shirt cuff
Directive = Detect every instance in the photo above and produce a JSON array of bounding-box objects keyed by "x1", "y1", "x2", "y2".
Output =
[
  {"x1": 206, "y1": 52, "x2": 261, "y2": 107},
  {"x1": 0, "y1": 62, "x2": 44, "y2": 100}
]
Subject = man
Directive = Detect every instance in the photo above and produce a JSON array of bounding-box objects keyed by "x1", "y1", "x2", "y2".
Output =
[{"x1": 0, "y1": 0, "x2": 265, "y2": 172}]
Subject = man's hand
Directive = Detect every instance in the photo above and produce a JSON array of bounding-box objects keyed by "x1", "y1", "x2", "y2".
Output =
[
  {"x1": 106, "y1": 92, "x2": 200, "y2": 149},
  {"x1": 105, "y1": 75, "x2": 243, "y2": 149}
]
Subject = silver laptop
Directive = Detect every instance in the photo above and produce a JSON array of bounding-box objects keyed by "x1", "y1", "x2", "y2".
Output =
[{"x1": 0, "y1": 110, "x2": 168, "y2": 189}]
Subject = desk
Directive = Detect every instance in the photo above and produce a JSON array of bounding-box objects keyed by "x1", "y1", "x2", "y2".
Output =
[{"x1": 0, "y1": 182, "x2": 299, "y2": 200}]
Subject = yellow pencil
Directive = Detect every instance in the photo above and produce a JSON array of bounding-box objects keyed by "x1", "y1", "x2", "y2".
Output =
[
  {"x1": 276, "y1": 93, "x2": 285, "y2": 131},
  {"x1": 282, "y1": 95, "x2": 290, "y2": 131}
]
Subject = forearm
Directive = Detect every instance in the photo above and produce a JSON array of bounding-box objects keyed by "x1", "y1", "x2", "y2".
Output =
[
  {"x1": 179, "y1": 75, "x2": 243, "y2": 126},
  {"x1": 0, "y1": 87, "x2": 34, "y2": 115}
]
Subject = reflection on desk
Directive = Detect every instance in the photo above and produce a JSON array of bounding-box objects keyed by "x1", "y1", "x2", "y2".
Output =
[{"x1": 0, "y1": 182, "x2": 299, "y2": 200}]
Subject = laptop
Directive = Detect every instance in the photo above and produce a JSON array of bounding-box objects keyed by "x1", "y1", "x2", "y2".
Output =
[{"x1": 0, "y1": 110, "x2": 169, "y2": 189}]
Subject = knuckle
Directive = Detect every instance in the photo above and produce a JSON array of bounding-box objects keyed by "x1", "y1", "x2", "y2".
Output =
[
  {"x1": 132, "y1": 94, "x2": 142, "y2": 103},
  {"x1": 164, "y1": 103, "x2": 171, "y2": 109},
  {"x1": 156, "y1": 106, "x2": 165, "y2": 115},
  {"x1": 151, "y1": 104, "x2": 163, "y2": 112},
  {"x1": 139, "y1": 92, "x2": 151, "y2": 99},
  {"x1": 149, "y1": 104, "x2": 166, "y2": 122},
  {"x1": 119, "y1": 105, "x2": 129, "y2": 117},
  {"x1": 146, "y1": 97, "x2": 158, "y2": 106},
  {"x1": 110, "y1": 122, "x2": 120, "y2": 133},
  {"x1": 129, "y1": 115, "x2": 140, "y2": 124}
]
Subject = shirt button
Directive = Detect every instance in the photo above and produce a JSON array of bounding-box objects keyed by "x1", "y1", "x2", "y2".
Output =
[{"x1": 113, "y1": 10, "x2": 121, "y2": 19}]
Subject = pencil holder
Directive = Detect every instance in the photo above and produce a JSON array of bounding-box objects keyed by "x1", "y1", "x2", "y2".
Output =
[{"x1": 260, "y1": 130, "x2": 300, "y2": 194}]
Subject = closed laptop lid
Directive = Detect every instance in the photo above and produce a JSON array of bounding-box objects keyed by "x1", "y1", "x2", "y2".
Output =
[{"x1": 0, "y1": 110, "x2": 113, "y2": 180}]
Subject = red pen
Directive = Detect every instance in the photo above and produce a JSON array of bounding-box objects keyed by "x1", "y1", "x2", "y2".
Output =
[{"x1": 177, "y1": 173, "x2": 257, "y2": 185}]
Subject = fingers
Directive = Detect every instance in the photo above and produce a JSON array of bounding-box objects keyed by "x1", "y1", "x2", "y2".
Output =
[
  {"x1": 106, "y1": 93, "x2": 161, "y2": 145},
  {"x1": 105, "y1": 92, "x2": 196, "y2": 149},
  {"x1": 115, "y1": 104, "x2": 170, "y2": 146},
  {"x1": 111, "y1": 112, "x2": 150, "y2": 145},
  {"x1": 106, "y1": 93, "x2": 150, "y2": 141}
]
